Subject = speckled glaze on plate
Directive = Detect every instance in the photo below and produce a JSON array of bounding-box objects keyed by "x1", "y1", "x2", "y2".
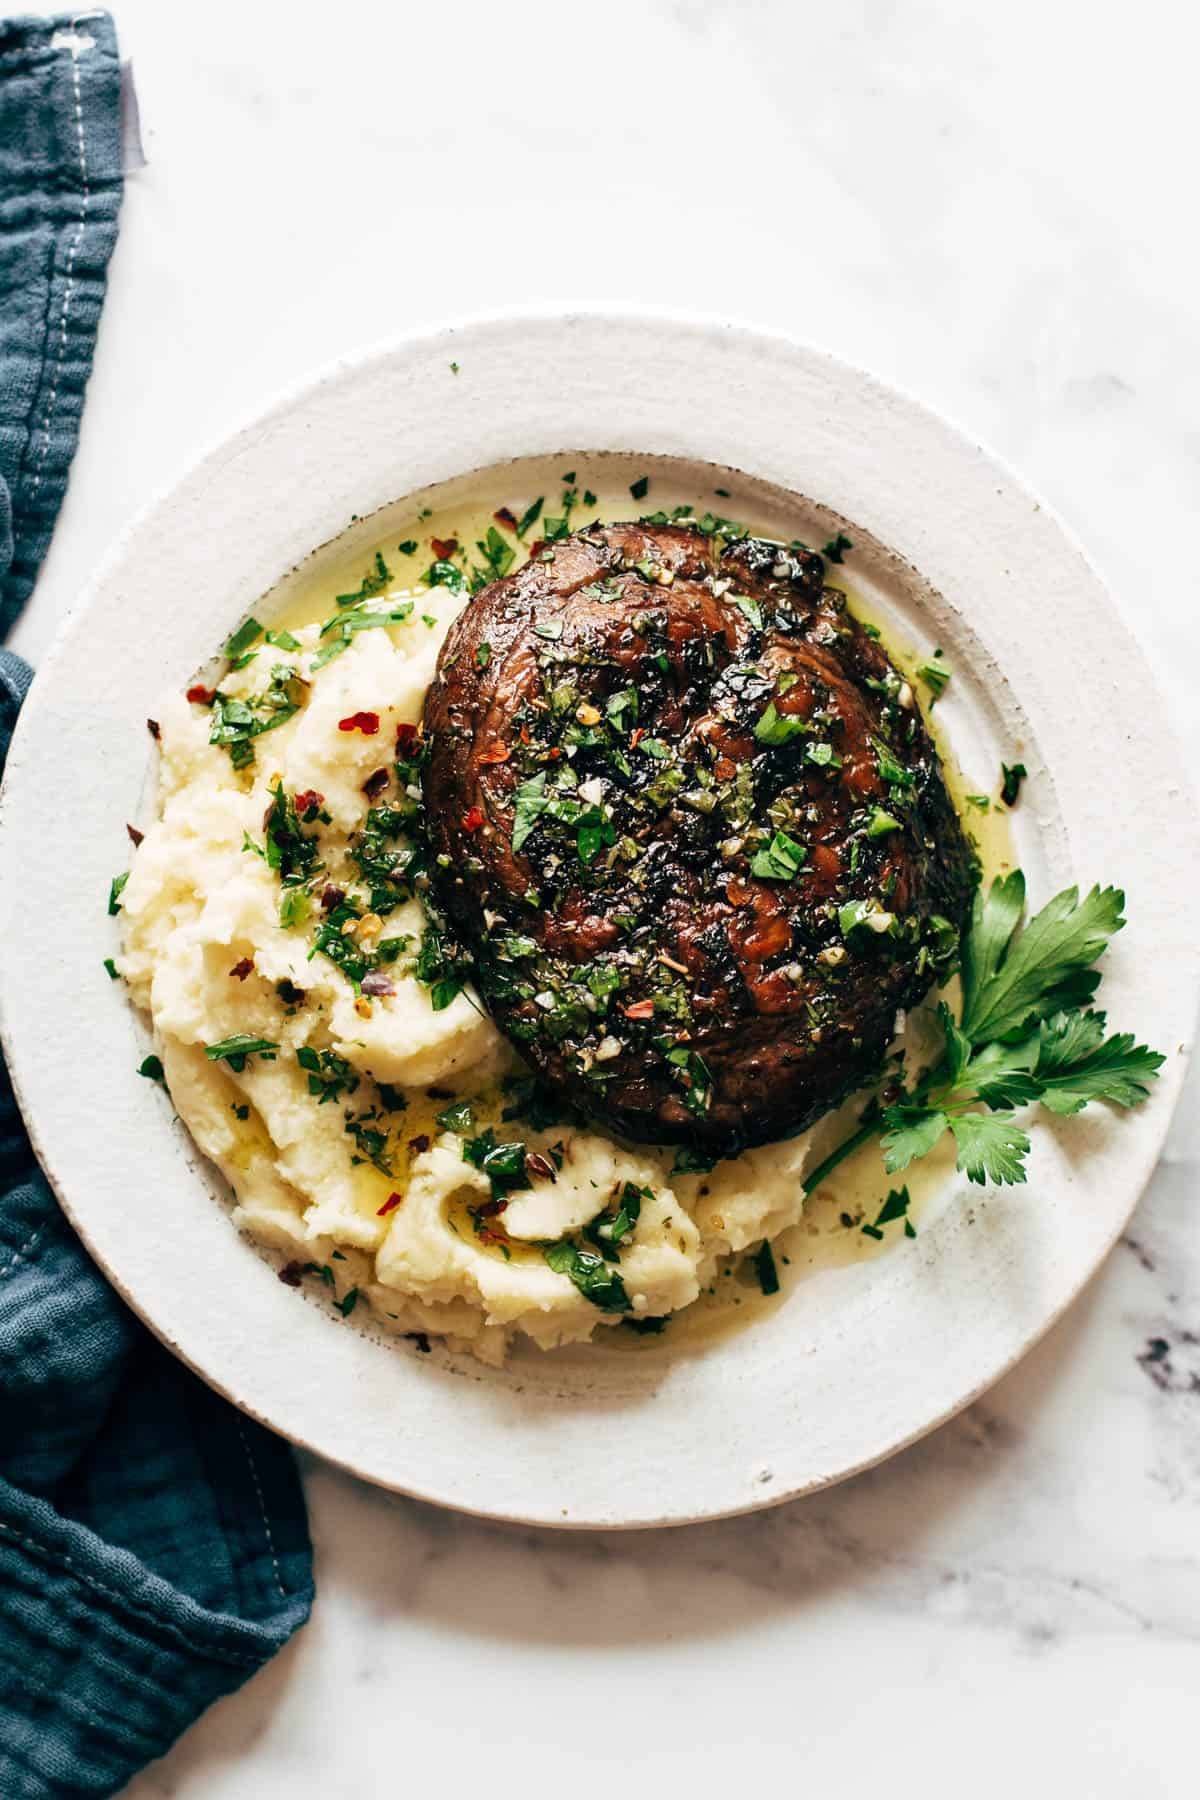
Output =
[{"x1": 1, "y1": 313, "x2": 1196, "y2": 1528}]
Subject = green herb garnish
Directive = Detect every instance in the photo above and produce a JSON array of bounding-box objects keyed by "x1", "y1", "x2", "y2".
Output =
[
  {"x1": 462, "y1": 1128, "x2": 530, "y2": 1198},
  {"x1": 750, "y1": 830, "x2": 808, "y2": 882},
  {"x1": 335, "y1": 552, "x2": 391, "y2": 609},
  {"x1": 297, "y1": 1045, "x2": 359, "y2": 1104},
  {"x1": 209, "y1": 664, "x2": 304, "y2": 769},
  {"x1": 224, "y1": 616, "x2": 263, "y2": 659},
  {"x1": 861, "y1": 1186, "x2": 914, "y2": 1240},
  {"x1": 822, "y1": 532, "x2": 853, "y2": 563},
  {"x1": 754, "y1": 701, "x2": 808, "y2": 746},
  {"x1": 543, "y1": 1240, "x2": 630, "y2": 1312},
  {"x1": 805, "y1": 871, "x2": 1164, "y2": 1194},
  {"x1": 138, "y1": 1054, "x2": 166, "y2": 1085},
  {"x1": 1001, "y1": 761, "x2": 1028, "y2": 806},
  {"x1": 435, "y1": 1099, "x2": 474, "y2": 1134},
  {"x1": 204, "y1": 1034, "x2": 279, "y2": 1071},
  {"x1": 752, "y1": 1240, "x2": 780, "y2": 1294},
  {"x1": 918, "y1": 660, "x2": 951, "y2": 700},
  {"x1": 108, "y1": 872, "x2": 129, "y2": 915}
]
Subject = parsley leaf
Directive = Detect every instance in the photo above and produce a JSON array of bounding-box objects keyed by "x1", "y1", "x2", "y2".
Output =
[
  {"x1": 755, "y1": 700, "x2": 809, "y2": 746},
  {"x1": 917, "y1": 660, "x2": 951, "y2": 699},
  {"x1": 204, "y1": 1035, "x2": 278, "y2": 1071},
  {"x1": 805, "y1": 867, "x2": 1162, "y2": 1199},
  {"x1": 1032, "y1": 1011, "x2": 1165, "y2": 1114},
  {"x1": 960, "y1": 873, "x2": 1125, "y2": 1043},
  {"x1": 750, "y1": 831, "x2": 807, "y2": 881},
  {"x1": 1001, "y1": 761, "x2": 1028, "y2": 806},
  {"x1": 948, "y1": 1112, "x2": 1031, "y2": 1186},
  {"x1": 543, "y1": 1240, "x2": 630, "y2": 1312},
  {"x1": 881, "y1": 1107, "x2": 949, "y2": 1173}
]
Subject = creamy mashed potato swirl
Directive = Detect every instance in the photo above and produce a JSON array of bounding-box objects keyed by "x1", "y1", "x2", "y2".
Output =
[{"x1": 121, "y1": 588, "x2": 817, "y2": 1362}]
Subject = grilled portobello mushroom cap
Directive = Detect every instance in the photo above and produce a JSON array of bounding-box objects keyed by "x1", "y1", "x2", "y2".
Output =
[{"x1": 422, "y1": 521, "x2": 975, "y2": 1154}]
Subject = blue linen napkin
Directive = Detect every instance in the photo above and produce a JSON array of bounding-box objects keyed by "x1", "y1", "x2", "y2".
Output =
[{"x1": 0, "y1": 16, "x2": 313, "y2": 1797}]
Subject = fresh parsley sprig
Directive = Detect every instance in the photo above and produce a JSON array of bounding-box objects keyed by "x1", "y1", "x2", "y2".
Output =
[{"x1": 804, "y1": 871, "x2": 1165, "y2": 1194}]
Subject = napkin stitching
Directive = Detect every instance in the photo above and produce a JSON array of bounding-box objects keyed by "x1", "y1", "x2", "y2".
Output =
[
  {"x1": 235, "y1": 1421, "x2": 288, "y2": 1603},
  {"x1": 0, "y1": 1223, "x2": 46, "y2": 1283},
  {"x1": 0, "y1": 1520, "x2": 267, "y2": 1669},
  {"x1": 28, "y1": 16, "x2": 92, "y2": 505}
]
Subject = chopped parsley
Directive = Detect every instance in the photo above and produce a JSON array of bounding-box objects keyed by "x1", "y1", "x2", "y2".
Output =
[
  {"x1": 630, "y1": 475, "x2": 650, "y2": 501},
  {"x1": 1000, "y1": 761, "x2": 1028, "y2": 807},
  {"x1": 543, "y1": 1240, "x2": 630, "y2": 1312},
  {"x1": 750, "y1": 830, "x2": 807, "y2": 881},
  {"x1": 414, "y1": 921, "x2": 471, "y2": 1011},
  {"x1": 918, "y1": 659, "x2": 951, "y2": 700},
  {"x1": 204, "y1": 1034, "x2": 279, "y2": 1071},
  {"x1": 108, "y1": 872, "x2": 129, "y2": 915},
  {"x1": 754, "y1": 700, "x2": 808, "y2": 746},
  {"x1": 861, "y1": 1186, "x2": 914, "y2": 1240},
  {"x1": 209, "y1": 664, "x2": 305, "y2": 770},
  {"x1": 461, "y1": 1128, "x2": 530, "y2": 1198},
  {"x1": 335, "y1": 552, "x2": 391, "y2": 609},
  {"x1": 752, "y1": 1240, "x2": 780, "y2": 1294},
  {"x1": 224, "y1": 616, "x2": 263, "y2": 659},
  {"x1": 138, "y1": 1054, "x2": 166, "y2": 1085},
  {"x1": 297, "y1": 1045, "x2": 359, "y2": 1104},
  {"x1": 821, "y1": 532, "x2": 853, "y2": 563}
]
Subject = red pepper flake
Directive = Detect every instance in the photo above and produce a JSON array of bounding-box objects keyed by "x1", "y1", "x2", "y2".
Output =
[
  {"x1": 525, "y1": 1152, "x2": 557, "y2": 1183},
  {"x1": 321, "y1": 884, "x2": 345, "y2": 911},
  {"x1": 362, "y1": 767, "x2": 390, "y2": 800},
  {"x1": 477, "y1": 744, "x2": 511, "y2": 765},
  {"x1": 294, "y1": 789, "x2": 324, "y2": 816},
  {"x1": 338, "y1": 711, "x2": 380, "y2": 735},
  {"x1": 630, "y1": 727, "x2": 646, "y2": 749},
  {"x1": 147, "y1": 718, "x2": 161, "y2": 740},
  {"x1": 376, "y1": 1192, "x2": 404, "y2": 1217},
  {"x1": 623, "y1": 998, "x2": 655, "y2": 1021},
  {"x1": 518, "y1": 725, "x2": 531, "y2": 745},
  {"x1": 186, "y1": 684, "x2": 215, "y2": 706},
  {"x1": 126, "y1": 823, "x2": 144, "y2": 848},
  {"x1": 477, "y1": 1197, "x2": 509, "y2": 1218},
  {"x1": 714, "y1": 757, "x2": 736, "y2": 782},
  {"x1": 228, "y1": 957, "x2": 255, "y2": 981},
  {"x1": 462, "y1": 805, "x2": 485, "y2": 833},
  {"x1": 407, "y1": 1134, "x2": 431, "y2": 1156},
  {"x1": 493, "y1": 507, "x2": 519, "y2": 532},
  {"x1": 727, "y1": 878, "x2": 751, "y2": 908},
  {"x1": 395, "y1": 721, "x2": 420, "y2": 754},
  {"x1": 278, "y1": 1262, "x2": 305, "y2": 1288},
  {"x1": 430, "y1": 537, "x2": 458, "y2": 560},
  {"x1": 545, "y1": 747, "x2": 562, "y2": 762}
]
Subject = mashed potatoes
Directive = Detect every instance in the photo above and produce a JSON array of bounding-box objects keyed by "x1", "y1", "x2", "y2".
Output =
[{"x1": 120, "y1": 583, "x2": 817, "y2": 1362}]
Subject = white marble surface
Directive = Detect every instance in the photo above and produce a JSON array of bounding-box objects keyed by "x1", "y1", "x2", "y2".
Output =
[{"x1": 14, "y1": 0, "x2": 1200, "y2": 1792}]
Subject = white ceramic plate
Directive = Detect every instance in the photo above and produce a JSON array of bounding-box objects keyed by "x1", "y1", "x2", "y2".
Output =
[{"x1": 2, "y1": 313, "x2": 1197, "y2": 1529}]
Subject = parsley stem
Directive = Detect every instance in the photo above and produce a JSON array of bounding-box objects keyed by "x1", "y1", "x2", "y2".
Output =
[{"x1": 803, "y1": 1116, "x2": 882, "y2": 1195}]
